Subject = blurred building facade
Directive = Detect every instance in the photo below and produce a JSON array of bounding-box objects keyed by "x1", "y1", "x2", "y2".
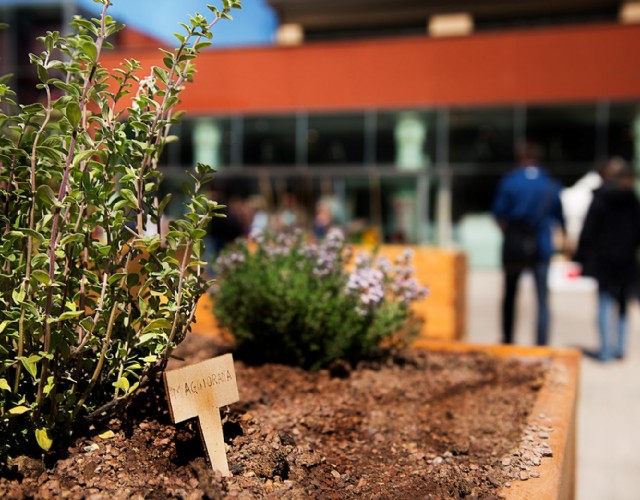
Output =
[{"x1": 4, "y1": 0, "x2": 640, "y2": 266}]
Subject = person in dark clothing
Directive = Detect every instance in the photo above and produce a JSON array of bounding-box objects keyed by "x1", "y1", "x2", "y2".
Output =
[
  {"x1": 209, "y1": 195, "x2": 246, "y2": 255},
  {"x1": 574, "y1": 158, "x2": 640, "y2": 361},
  {"x1": 204, "y1": 186, "x2": 247, "y2": 263},
  {"x1": 492, "y1": 140, "x2": 566, "y2": 345}
]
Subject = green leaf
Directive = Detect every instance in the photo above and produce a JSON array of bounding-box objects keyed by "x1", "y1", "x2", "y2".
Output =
[
  {"x1": 194, "y1": 41, "x2": 212, "y2": 51},
  {"x1": 126, "y1": 273, "x2": 140, "y2": 288},
  {"x1": 35, "y1": 428, "x2": 53, "y2": 451},
  {"x1": 72, "y1": 149, "x2": 98, "y2": 166},
  {"x1": 108, "y1": 273, "x2": 127, "y2": 285},
  {"x1": 37, "y1": 146, "x2": 66, "y2": 162},
  {"x1": 191, "y1": 228, "x2": 207, "y2": 240},
  {"x1": 0, "y1": 378, "x2": 11, "y2": 392},
  {"x1": 152, "y1": 66, "x2": 168, "y2": 84},
  {"x1": 43, "y1": 376, "x2": 55, "y2": 396},
  {"x1": 12, "y1": 286, "x2": 26, "y2": 305},
  {"x1": 119, "y1": 189, "x2": 139, "y2": 209},
  {"x1": 21, "y1": 103, "x2": 44, "y2": 114},
  {"x1": 0, "y1": 320, "x2": 12, "y2": 335},
  {"x1": 82, "y1": 40, "x2": 98, "y2": 62},
  {"x1": 56, "y1": 311, "x2": 82, "y2": 321},
  {"x1": 141, "y1": 318, "x2": 172, "y2": 334},
  {"x1": 21, "y1": 228, "x2": 45, "y2": 243},
  {"x1": 51, "y1": 80, "x2": 81, "y2": 96},
  {"x1": 112, "y1": 377, "x2": 130, "y2": 392},
  {"x1": 79, "y1": 317, "x2": 95, "y2": 332},
  {"x1": 36, "y1": 64, "x2": 49, "y2": 83},
  {"x1": 59, "y1": 233, "x2": 85, "y2": 246},
  {"x1": 9, "y1": 405, "x2": 30, "y2": 415},
  {"x1": 31, "y1": 269, "x2": 51, "y2": 286},
  {"x1": 19, "y1": 354, "x2": 41, "y2": 378},
  {"x1": 65, "y1": 101, "x2": 81, "y2": 128},
  {"x1": 158, "y1": 193, "x2": 172, "y2": 216},
  {"x1": 137, "y1": 333, "x2": 157, "y2": 345}
]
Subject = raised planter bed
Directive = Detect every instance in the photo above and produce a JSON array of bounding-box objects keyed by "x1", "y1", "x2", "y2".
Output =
[
  {"x1": 413, "y1": 340, "x2": 580, "y2": 500},
  {"x1": 353, "y1": 245, "x2": 468, "y2": 342},
  {"x1": 191, "y1": 244, "x2": 468, "y2": 343},
  {"x1": 0, "y1": 337, "x2": 579, "y2": 499}
]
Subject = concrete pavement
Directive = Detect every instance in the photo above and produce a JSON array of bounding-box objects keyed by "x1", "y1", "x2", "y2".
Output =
[{"x1": 466, "y1": 269, "x2": 640, "y2": 500}]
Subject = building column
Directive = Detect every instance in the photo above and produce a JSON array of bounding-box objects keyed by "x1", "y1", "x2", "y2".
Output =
[
  {"x1": 436, "y1": 168, "x2": 453, "y2": 245},
  {"x1": 393, "y1": 113, "x2": 430, "y2": 243},
  {"x1": 435, "y1": 109, "x2": 453, "y2": 247}
]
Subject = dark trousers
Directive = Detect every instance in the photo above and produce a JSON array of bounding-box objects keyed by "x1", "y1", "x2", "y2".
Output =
[{"x1": 502, "y1": 261, "x2": 550, "y2": 345}]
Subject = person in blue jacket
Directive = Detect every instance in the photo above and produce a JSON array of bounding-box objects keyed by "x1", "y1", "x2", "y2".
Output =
[{"x1": 492, "y1": 140, "x2": 566, "y2": 345}]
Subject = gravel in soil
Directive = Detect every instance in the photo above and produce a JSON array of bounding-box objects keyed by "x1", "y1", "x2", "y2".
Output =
[{"x1": 0, "y1": 335, "x2": 551, "y2": 499}]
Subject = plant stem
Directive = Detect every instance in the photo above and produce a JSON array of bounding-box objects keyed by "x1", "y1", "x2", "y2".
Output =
[
  {"x1": 15, "y1": 79, "x2": 53, "y2": 393},
  {"x1": 134, "y1": 11, "x2": 227, "y2": 235},
  {"x1": 75, "y1": 271, "x2": 109, "y2": 353},
  {"x1": 71, "y1": 253, "x2": 130, "y2": 420},
  {"x1": 162, "y1": 241, "x2": 192, "y2": 360},
  {"x1": 37, "y1": 1, "x2": 110, "y2": 410}
]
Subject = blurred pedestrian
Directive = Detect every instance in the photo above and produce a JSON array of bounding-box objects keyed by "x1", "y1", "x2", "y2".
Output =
[
  {"x1": 573, "y1": 158, "x2": 640, "y2": 361},
  {"x1": 274, "y1": 190, "x2": 307, "y2": 232},
  {"x1": 492, "y1": 140, "x2": 566, "y2": 345},
  {"x1": 312, "y1": 198, "x2": 333, "y2": 240},
  {"x1": 247, "y1": 195, "x2": 270, "y2": 235},
  {"x1": 207, "y1": 189, "x2": 246, "y2": 258},
  {"x1": 561, "y1": 158, "x2": 626, "y2": 254}
]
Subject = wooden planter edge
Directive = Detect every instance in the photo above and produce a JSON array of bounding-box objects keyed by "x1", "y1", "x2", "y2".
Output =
[{"x1": 412, "y1": 340, "x2": 581, "y2": 500}]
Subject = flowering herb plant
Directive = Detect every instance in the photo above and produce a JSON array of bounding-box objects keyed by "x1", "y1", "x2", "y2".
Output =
[
  {"x1": 213, "y1": 228, "x2": 428, "y2": 370},
  {"x1": 0, "y1": 0, "x2": 240, "y2": 456}
]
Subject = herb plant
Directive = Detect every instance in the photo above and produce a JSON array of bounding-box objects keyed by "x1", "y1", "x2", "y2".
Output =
[
  {"x1": 213, "y1": 228, "x2": 428, "y2": 370},
  {"x1": 0, "y1": 0, "x2": 241, "y2": 456}
]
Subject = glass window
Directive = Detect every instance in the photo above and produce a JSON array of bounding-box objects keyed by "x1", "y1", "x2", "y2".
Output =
[
  {"x1": 341, "y1": 175, "x2": 430, "y2": 244},
  {"x1": 448, "y1": 107, "x2": 515, "y2": 164},
  {"x1": 451, "y1": 170, "x2": 510, "y2": 220},
  {"x1": 525, "y1": 104, "x2": 597, "y2": 169},
  {"x1": 376, "y1": 110, "x2": 436, "y2": 169},
  {"x1": 608, "y1": 101, "x2": 640, "y2": 162},
  {"x1": 308, "y1": 113, "x2": 365, "y2": 165},
  {"x1": 243, "y1": 115, "x2": 296, "y2": 165},
  {"x1": 166, "y1": 117, "x2": 233, "y2": 168},
  {"x1": 158, "y1": 171, "x2": 189, "y2": 218}
]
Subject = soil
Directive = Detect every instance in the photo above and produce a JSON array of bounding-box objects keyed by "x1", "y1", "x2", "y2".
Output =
[{"x1": 0, "y1": 334, "x2": 553, "y2": 499}]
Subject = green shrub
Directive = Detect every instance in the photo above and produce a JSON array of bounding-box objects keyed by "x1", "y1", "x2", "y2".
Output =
[
  {"x1": 0, "y1": 0, "x2": 241, "y2": 457},
  {"x1": 212, "y1": 228, "x2": 428, "y2": 370}
]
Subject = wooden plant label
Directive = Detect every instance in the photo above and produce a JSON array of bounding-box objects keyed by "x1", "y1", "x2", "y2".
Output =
[{"x1": 164, "y1": 353, "x2": 239, "y2": 476}]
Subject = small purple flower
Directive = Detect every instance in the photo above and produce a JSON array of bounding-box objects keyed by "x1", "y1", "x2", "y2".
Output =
[
  {"x1": 354, "y1": 252, "x2": 371, "y2": 269},
  {"x1": 215, "y1": 249, "x2": 246, "y2": 274},
  {"x1": 346, "y1": 267, "x2": 385, "y2": 309},
  {"x1": 394, "y1": 248, "x2": 414, "y2": 266},
  {"x1": 249, "y1": 228, "x2": 265, "y2": 245}
]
